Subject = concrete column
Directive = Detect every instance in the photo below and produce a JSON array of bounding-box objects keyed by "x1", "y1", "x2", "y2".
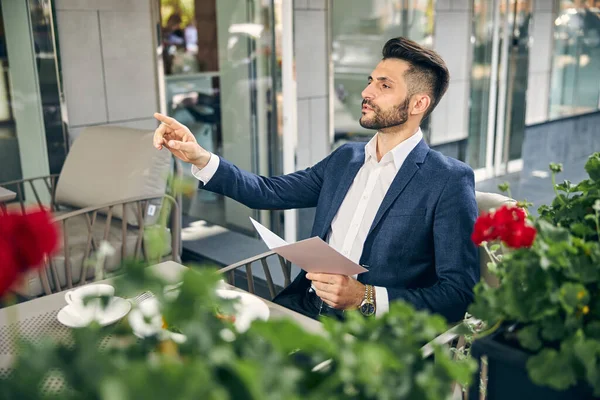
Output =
[
  {"x1": 54, "y1": 0, "x2": 159, "y2": 142},
  {"x1": 294, "y1": 0, "x2": 331, "y2": 171}
]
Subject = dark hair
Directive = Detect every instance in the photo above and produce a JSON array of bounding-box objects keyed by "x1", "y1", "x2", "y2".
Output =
[{"x1": 381, "y1": 37, "x2": 449, "y2": 119}]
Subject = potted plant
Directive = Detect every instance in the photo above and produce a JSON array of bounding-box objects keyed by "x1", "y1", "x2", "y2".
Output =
[{"x1": 468, "y1": 153, "x2": 600, "y2": 399}]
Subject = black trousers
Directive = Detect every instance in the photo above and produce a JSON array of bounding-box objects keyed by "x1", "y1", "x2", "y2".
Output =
[{"x1": 273, "y1": 287, "x2": 346, "y2": 321}]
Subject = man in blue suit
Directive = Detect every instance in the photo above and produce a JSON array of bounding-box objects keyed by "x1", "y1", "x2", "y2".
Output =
[{"x1": 154, "y1": 37, "x2": 479, "y2": 323}]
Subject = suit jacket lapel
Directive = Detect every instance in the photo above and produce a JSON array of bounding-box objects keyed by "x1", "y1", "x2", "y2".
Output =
[
  {"x1": 319, "y1": 148, "x2": 364, "y2": 239},
  {"x1": 367, "y1": 139, "x2": 430, "y2": 237}
]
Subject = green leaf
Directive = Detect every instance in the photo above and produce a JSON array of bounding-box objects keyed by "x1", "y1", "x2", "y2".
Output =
[
  {"x1": 498, "y1": 182, "x2": 510, "y2": 193},
  {"x1": 100, "y1": 377, "x2": 128, "y2": 400},
  {"x1": 516, "y1": 200, "x2": 534, "y2": 209},
  {"x1": 557, "y1": 282, "x2": 589, "y2": 314},
  {"x1": 584, "y1": 152, "x2": 600, "y2": 182},
  {"x1": 536, "y1": 220, "x2": 571, "y2": 243},
  {"x1": 573, "y1": 338, "x2": 600, "y2": 396},
  {"x1": 490, "y1": 244, "x2": 501, "y2": 252},
  {"x1": 570, "y1": 222, "x2": 594, "y2": 237},
  {"x1": 556, "y1": 180, "x2": 577, "y2": 193},
  {"x1": 540, "y1": 316, "x2": 566, "y2": 341},
  {"x1": 517, "y1": 325, "x2": 542, "y2": 351},
  {"x1": 527, "y1": 348, "x2": 577, "y2": 391},
  {"x1": 585, "y1": 322, "x2": 600, "y2": 340},
  {"x1": 576, "y1": 179, "x2": 596, "y2": 193}
]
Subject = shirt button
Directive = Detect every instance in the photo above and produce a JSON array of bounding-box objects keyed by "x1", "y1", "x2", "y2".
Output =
[{"x1": 362, "y1": 195, "x2": 368, "y2": 200}]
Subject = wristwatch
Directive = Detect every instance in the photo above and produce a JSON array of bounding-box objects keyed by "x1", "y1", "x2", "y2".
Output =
[{"x1": 359, "y1": 284, "x2": 376, "y2": 316}]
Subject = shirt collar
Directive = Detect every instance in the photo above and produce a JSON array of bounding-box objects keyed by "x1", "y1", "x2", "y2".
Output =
[{"x1": 364, "y1": 128, "x2": 424, "y2": 170}]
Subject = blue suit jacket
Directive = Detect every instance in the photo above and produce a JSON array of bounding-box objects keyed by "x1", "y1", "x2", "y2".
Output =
[{"x1": 204, "y1": 139, "x2": 480, "y2": 322}]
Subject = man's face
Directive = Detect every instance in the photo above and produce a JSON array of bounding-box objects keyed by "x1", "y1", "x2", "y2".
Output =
[{"x1": 359, "y1": 59, "x2": 412, "y2": 131}]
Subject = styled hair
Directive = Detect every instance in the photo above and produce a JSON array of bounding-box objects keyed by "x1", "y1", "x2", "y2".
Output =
[{"x1": 381, "y1": 37, "x2": 450, "y2": 119}]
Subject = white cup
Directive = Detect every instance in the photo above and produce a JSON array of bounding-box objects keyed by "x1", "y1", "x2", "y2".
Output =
[{"x1": 64, "y1": 284, "x2": 115, "y2": 323}]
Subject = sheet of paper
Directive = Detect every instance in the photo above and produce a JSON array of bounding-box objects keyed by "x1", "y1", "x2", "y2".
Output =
[
  {"x1": 250, "y1": 218, "x2": 368, "y2": 276},
  {"x1": 250, "y1": 217, "x2": 288, "y2": 249}
]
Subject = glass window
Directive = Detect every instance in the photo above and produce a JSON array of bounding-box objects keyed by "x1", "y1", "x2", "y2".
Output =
[
  {"x1": 0, "y1": 0, "x2": 67, "y2": 205},
  {"x1": 467, "y1": 0, "x2": 532, "y2": 170},
  {"x1": 159, "y1": 0, "x2": 282, "y2": 235},
  {"x1": 549, "y1": 0, "x2": 600, "y2": 119},
  {"x1": 331, "y1": 0, "x2": 436, "y2": 146}
]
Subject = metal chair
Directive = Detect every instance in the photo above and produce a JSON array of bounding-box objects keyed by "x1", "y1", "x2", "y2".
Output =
[{"x1": 1, "y1": 125, "x2": 183, "y2": 297}]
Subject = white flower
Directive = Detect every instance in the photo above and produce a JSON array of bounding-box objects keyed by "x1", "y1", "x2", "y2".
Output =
[
  {"x1": 94, "y1": 241, "x2": 116, "y2": 280},
  {"x1": 593, "y1": 200, "x2": 600, "y2": 212},
  {"x1": 219, "y1": 328, "x2": 236, "y2": 342},
  {"x1": 129, "y1": 298, "x2": 186, "y2": 344}
]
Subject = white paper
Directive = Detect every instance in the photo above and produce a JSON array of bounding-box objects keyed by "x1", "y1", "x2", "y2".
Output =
[
  {"x1": 250, "y1": 217, "x2": 289, "y2": 249},
  {"x1": 249, "y1": 217, "x2": 367, "y2": 276}
]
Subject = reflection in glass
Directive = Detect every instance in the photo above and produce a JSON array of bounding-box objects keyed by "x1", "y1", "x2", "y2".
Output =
[
  {"x1": 331, "y1": 0, "x2": 435, "y2": 145},
  {"x1": 28, "y1": 0, "x2": 68, "y2": 175},
  {"x1": 549, "y1": 0, "x2": 600, "y2": 119},
  {"x1": 504, "y1": 0, "x2": 531, "y2": 162},
  {"x1": 467, "y1": 0, "x2": 495, "y2": 169},
  {"x1": 159, "y1": 0, "x2": 282, "y2": 234}
]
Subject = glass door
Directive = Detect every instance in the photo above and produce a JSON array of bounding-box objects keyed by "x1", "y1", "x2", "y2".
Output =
[
  {"x1": 468, "y1": 0, "x2": 532, "y2": 180},
  {"x1": 157, "y1": 0, "x2": 282, "y2": 235}
]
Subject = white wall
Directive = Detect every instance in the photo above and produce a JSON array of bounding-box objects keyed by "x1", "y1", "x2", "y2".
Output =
[
  {"x1": 429, "y1": 0, "x2": 472, "y2": 146},
  {"x1": 54, "y1": 0, "x2": 159, "y2": 142},
  {"x1": 526, "y1": 0, "x2": 555, "y2": 125}
]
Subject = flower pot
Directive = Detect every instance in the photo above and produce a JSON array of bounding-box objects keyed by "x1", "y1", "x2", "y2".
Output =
[{"x1": 467, "y1": 333, "x2": 597, "y2": 400}]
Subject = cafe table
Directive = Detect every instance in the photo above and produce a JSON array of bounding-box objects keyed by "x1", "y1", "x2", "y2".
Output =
[{"x1": 0, "y1": 261, "x2": 324, "y2": 377}]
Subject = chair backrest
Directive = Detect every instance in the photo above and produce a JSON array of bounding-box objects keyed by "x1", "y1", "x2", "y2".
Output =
[
  {"x1": 6, "y1": 126, "x2": 183, "y2": 299},
  {"x1": 475, "y1": 191, "x2": 516, "y2": 288},
  {"x1": 55, "y1": 125, "x2": 172, "y2": 226}
]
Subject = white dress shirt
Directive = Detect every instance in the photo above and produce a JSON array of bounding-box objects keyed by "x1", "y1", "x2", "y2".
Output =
[{"x1": 192, "y1": 129, "x2": 424, "y2": 317}]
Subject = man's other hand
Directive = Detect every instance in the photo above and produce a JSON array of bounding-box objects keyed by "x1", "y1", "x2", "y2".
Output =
[{"x1": 306, "y1": 272, "x2": 365, "y2": 310}]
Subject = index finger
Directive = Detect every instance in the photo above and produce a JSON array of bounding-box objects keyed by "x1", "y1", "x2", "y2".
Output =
[
  {"x1": 306, "y1": 273, "x2": 336, "y2": 283},
  {"x1": 153, "y1": 112, "x2": 182, "y2": 128}
]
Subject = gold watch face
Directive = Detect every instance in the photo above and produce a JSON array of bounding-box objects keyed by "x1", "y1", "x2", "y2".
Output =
[{"x1": 360, "y1": 302, "x2": 375, "y2": 316}]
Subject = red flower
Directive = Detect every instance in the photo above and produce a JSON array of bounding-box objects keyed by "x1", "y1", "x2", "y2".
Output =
[
  {"x1": 0, "y1": 239, "x2": 19, "y2": 295},
  {"x1": 471, "y1": 204, "x2": 536, "y2": 249},
  {"x1": 503, "y1": 224, "x2": 537, "y2": 249},
  {"x1": 0, "y1": 208, "x2": 60, "y2": 296},
  {"x1": 471, "y1": 212, "x2": 496, "y2": 245}
]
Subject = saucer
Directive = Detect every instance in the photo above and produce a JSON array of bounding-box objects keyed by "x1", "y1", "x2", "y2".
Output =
[{"x1": 57, "y1": 297, "x2": 132, "y2": 328}]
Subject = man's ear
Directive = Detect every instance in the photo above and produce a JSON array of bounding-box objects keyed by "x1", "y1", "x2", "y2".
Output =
[{"x1": 411, "y1": 94, "x2": 432, "y2": 117}]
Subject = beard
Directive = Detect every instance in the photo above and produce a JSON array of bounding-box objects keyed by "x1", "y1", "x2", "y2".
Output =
[{"x1": 359, "y1": 97, "x2": 410, "y2": 130}]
